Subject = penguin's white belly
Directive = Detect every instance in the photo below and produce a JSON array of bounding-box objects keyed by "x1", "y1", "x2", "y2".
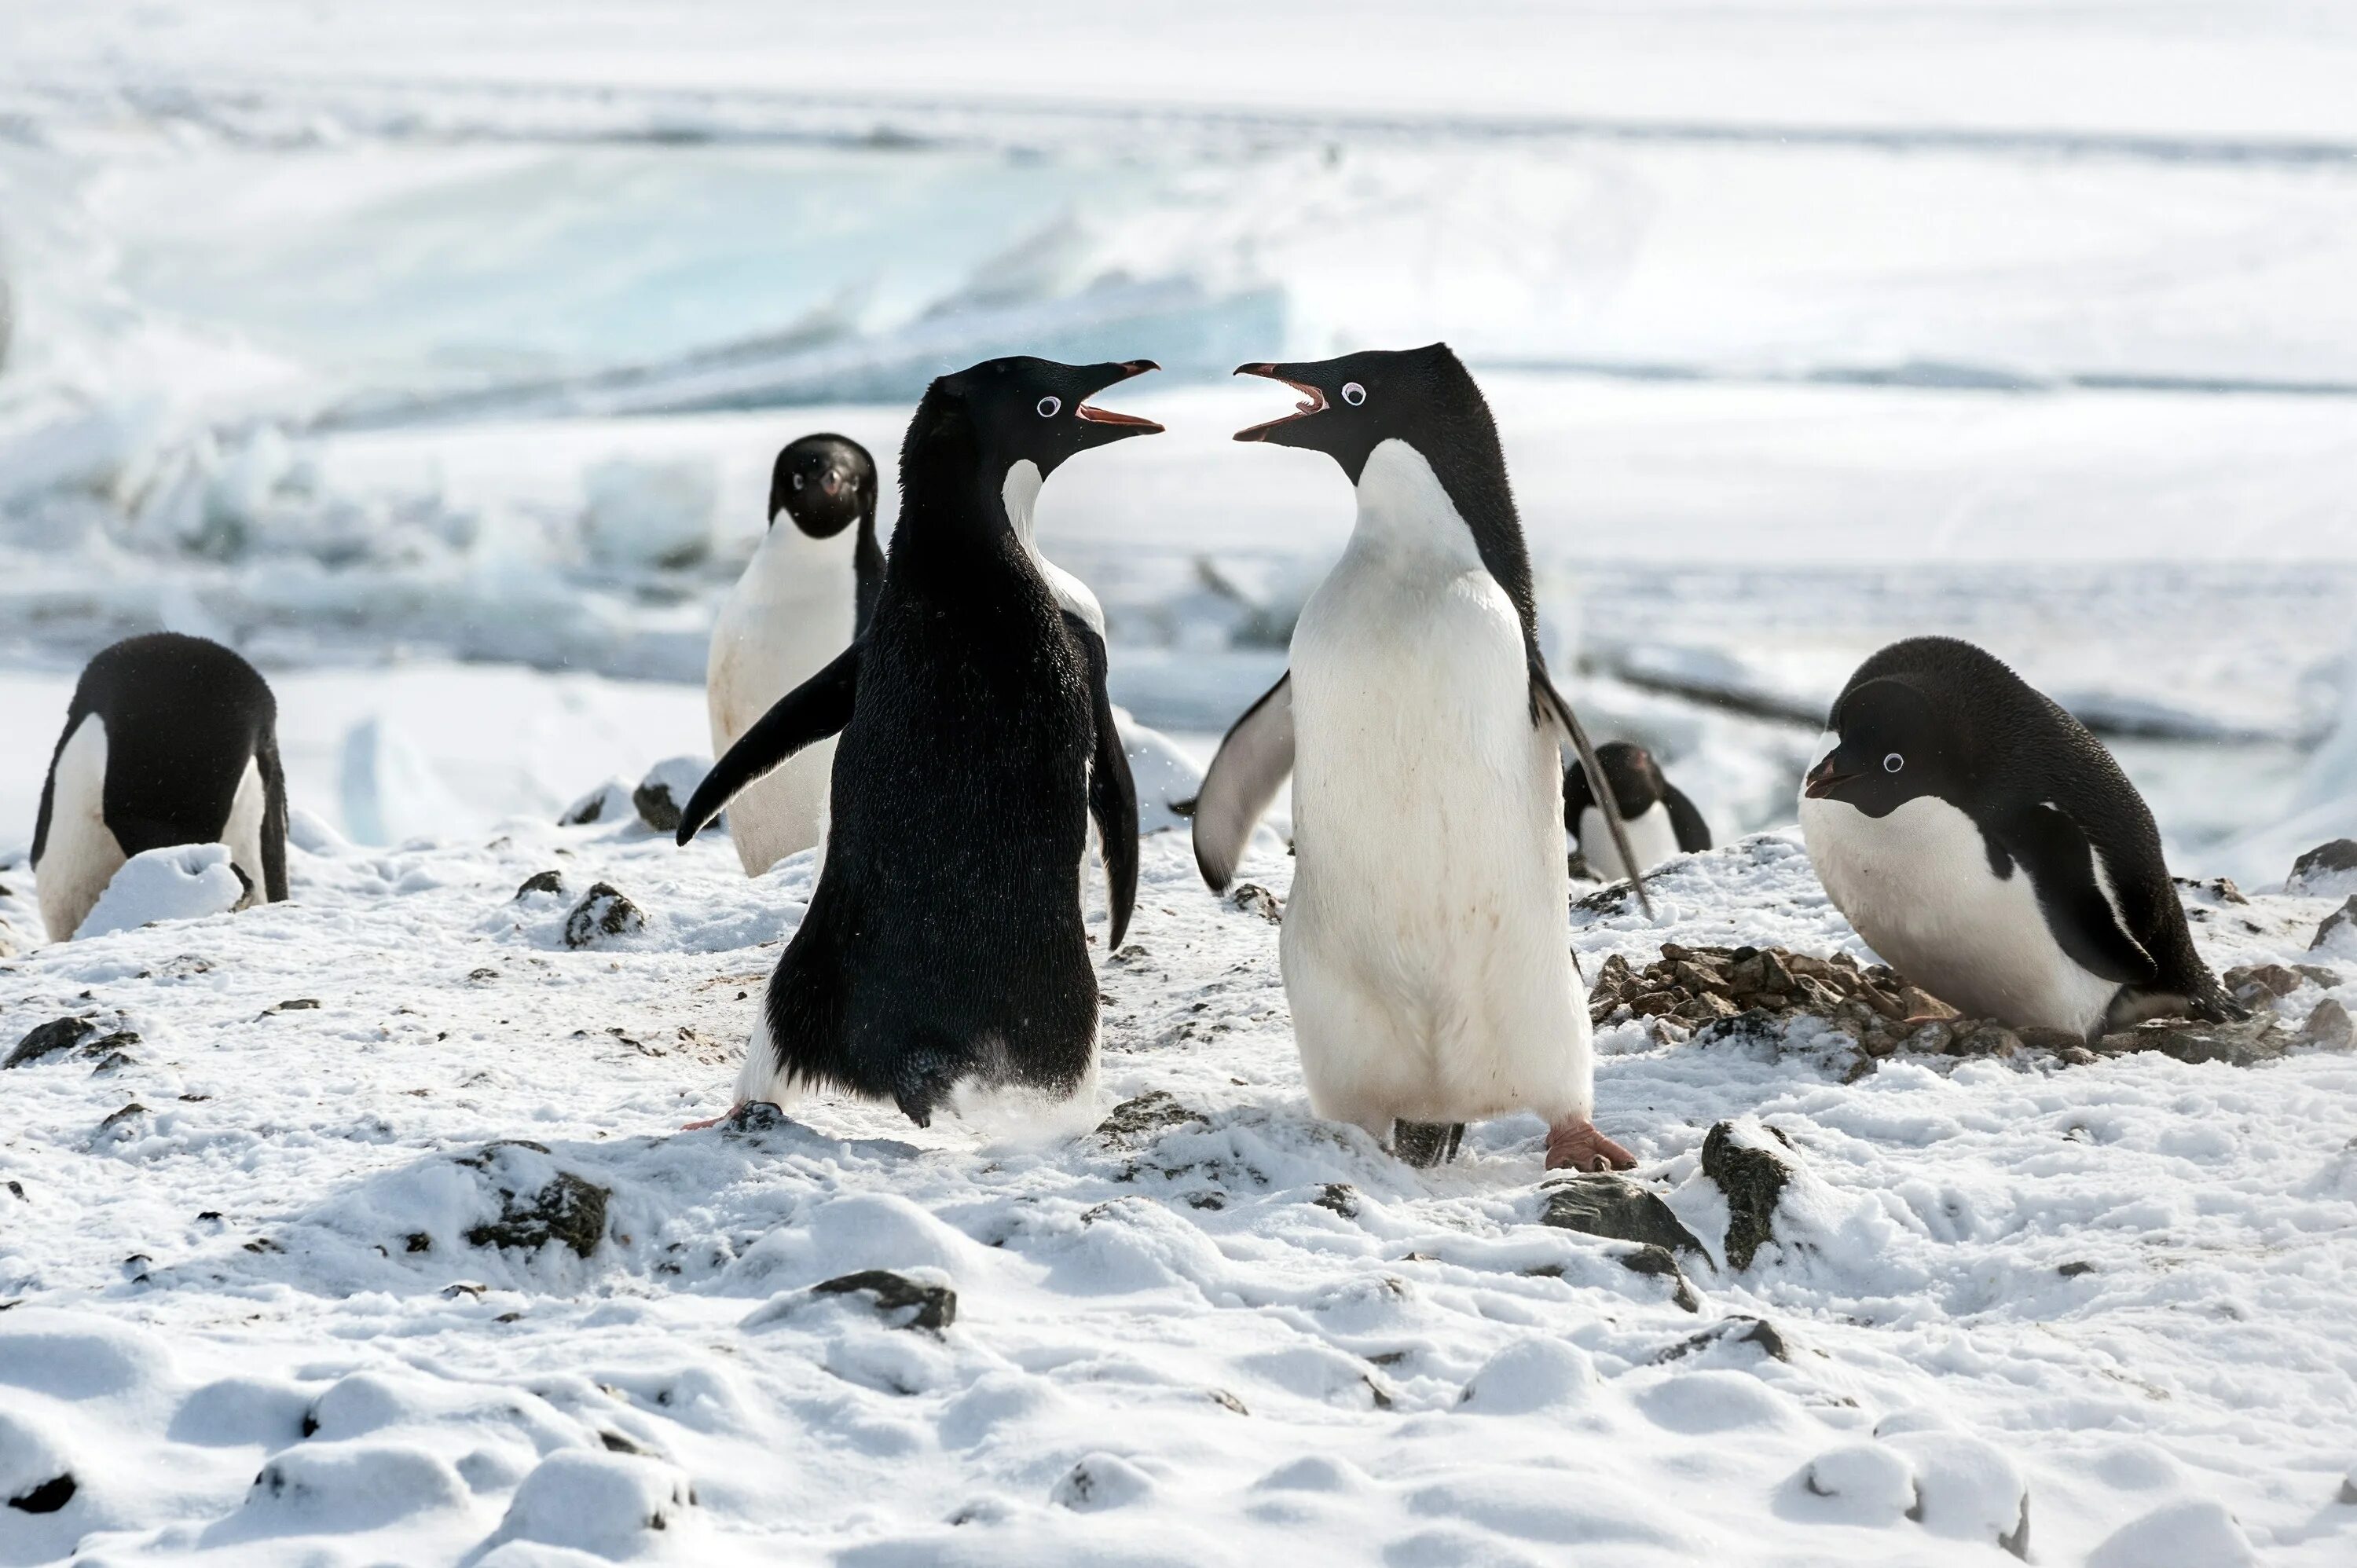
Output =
[
  {"x1": 1579, "y1": 801, "x2": 1680, "y2": 881},
  {"x1": 1801, "y1": 793, "x2": 2121, "y2": 1037},
  {"x1": 707, "y1": 534, "x2": 857, "y2": 877},
  {"x1": 35, "y1": 714, "x2": 126, "y2": 942},
  {"x1": 1283, "y1": 559, "x2": 1587, "y2": 1130},
  {"x1": 222, "y1": 757, "x2": 268, "y2": 903}
]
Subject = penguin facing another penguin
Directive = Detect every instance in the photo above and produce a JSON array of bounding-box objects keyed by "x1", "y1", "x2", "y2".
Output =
[
  {"x1": 1799, "y1": 636, "x2": 2236, "y2": 1039},
  {"x1": 32, "y1": 632, "x2": 289, "y2": 941},
  {"x1": 1194, "y1": 344, "x2": 1645, "y2": 1174},
  {"x1": 706, "y1": 433, "x2": 882, "y2": 877},
  {"x1": 1565, "y1": 741, "x2": 1711, "y2": 881},
  {"x1": 675, "y1": 357, "x2": 1155, "y2": 1127}
]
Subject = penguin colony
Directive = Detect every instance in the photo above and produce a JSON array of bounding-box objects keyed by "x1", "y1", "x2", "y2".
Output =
[{"x1": 26, "y1": 345, "x2": 2245, "y2": 1178}]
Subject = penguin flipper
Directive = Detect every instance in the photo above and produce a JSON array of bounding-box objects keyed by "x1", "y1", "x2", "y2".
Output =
[
  {"x1": 1663, "y1": 782, "x2": 1714, "y2": 854},
  {"x1": 256, "y1": 727, "x2": 290, "y2": 902},
  {"x1": 1065, "y1": 610, "x2": 1138, "y2": 951},
  {"x1": 1992, "y1": 804, "x2": 2159, "y2": 987},
  {"x1": 1191, "y1": 672, "x2": 1294, "y2": 893},
  {"x1": 1530, "y1": 662, "x2": 1654, "y2": 918},
  {"x1": 676, "y1": 643, "x2": 860, "y2": 846}
]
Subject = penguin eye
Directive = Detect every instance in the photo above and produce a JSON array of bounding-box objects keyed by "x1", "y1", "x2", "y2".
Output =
[
  {"x1": 1036, "y1": 396, "x2": 1061, "y2": 418},
  {"x1": 791, "y1": 473, "x2": 805, "y2": 490},
  {"x1": 1883, "y1": 753, "x2": 1904, "y2": 774},
  {"x1": 1340, "y1": 382, "x2": 1367, "y2": 406}
]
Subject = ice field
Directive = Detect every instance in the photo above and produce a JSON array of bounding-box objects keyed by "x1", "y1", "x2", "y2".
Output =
[{"x1": 2, "y1": 2, "x2": 2355, "y2": 1563}]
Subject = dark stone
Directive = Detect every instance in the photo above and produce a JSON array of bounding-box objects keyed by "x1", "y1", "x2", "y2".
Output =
[
  {"x1": 404, "y1": 1233, "x2": 431, "y2": 1254},
  {"x1": 2315, "y1": 896, "x2": 2357, "y2": 952},
  {"x1": 2302, "y1": 999, "x2": 2354, "y2": 1051},
  {"x1": 1094, "y1": 1091, "x2": 1205, "y2": 1145},
  {"x1": 1391, "y1": 1121, "x2": 1463, "y2": 1167},
  {"x1": 2223, "y1": 963, "x2": 2303, "y2": 1003},
  {"x1": 1661, "y1": 1313, "x2": 1788, "y2": 1361},
  {"x1": 599, "y1": 1430, "x2": 647, "y2": 1454},
  {"x1": 1231, "y1": 883, "x2": 1282, "y2": 923},
  {"x1": 1541, "y1": 1174, "x2": 1704, "y2": 1255},
  {"x1": 460, "y1": 1152, "x2": 609, "y2": 1259},
  {"x1": 2097, "y1": 1014, "x2": 2294, "y2": 1067},
  {"x1": 1312, "y1": 1183, "x2": 1358, "y2": 1218},
  {"x1": 1617, "y1": 1244, "x2": 1701, "y2": 1312},
  {"x1": 515, "y1": 870, "x2": 566, "y2": 899},
  {"x1": 2057, "y1": 1260, "x2": 2095, "y2": 1277},
  {"x1": 2288, "y1": 838, "x2": 2357, "y2": 893},
  {"x1": 7, "y1": 1472, "x2": 75, "y2": 1513},
  {"x1": 564, "y1": 884, "x2": 644, "y2": 948},
  {"x1": 5, "y1": 1017, "x2": 96, "y2": 1069},
  {"x1": 720, "y1": 1101, "x2": 792, "y2": 1138},
  {"x1": 632, "y1": 778, "x2": 684, "y2": 834},
  {"x1": 812, "y1": 1269, "x2": 956, "y2": 1332},
  {"x1": 1702, "y1": 1120, "x2": 1794, "y2": 1271}
]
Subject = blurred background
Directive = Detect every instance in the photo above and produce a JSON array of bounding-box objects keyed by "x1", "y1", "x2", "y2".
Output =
[{"x1": 2, "y1": 1, "x2": 2352, "y2": 879}]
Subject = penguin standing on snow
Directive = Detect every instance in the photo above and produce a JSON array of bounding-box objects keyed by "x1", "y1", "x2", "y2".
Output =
[
  {"x1": 32, "y1": 632, "x2": 288, "y2": 941},
  {"x1": 1565, "y1": 741, "x2": 1711, "y2": 881},
  {"x1": 1193, "y1": 345, "x2": 1649, "y2": 1173},
  {"x1": 674, "y1": 357, "x2": 1154, "y2": 1126},
  {"x1": 1799, "y1": 636, "x2": 2238, "y2": 1039},
  {"x1": 706, "y1": 434, "x2": 883, "y2": 876}
]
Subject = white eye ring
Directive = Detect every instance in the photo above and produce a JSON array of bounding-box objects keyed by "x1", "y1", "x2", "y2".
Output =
[
  {"x1": 791, "y1": 473, "x2": 805, "y2": 489},
  {"x1": 1340, "y1": 382, "x2": 1366, "y2": 406},
  {"x1": 1883, "y1": 753, "x2": 1904, "y2": 774},
  {"x1": 1036, "y1": 396, "x2": 1061, "y2": 418}
]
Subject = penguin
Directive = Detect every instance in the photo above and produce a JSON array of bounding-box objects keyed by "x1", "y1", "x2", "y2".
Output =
[
  {"x1": 32, "y1": 632, "x2": 288, "y2": 942},
  {"x1": 706, "y1": 433, "x2": 884, "y2": 877},
  {"x1": 1798, "y1": 635, "x2": 2238, "y2": 1039},
  {"x1": 1192, "y1": 345, "x2": 1646, "y2": 1174},
  {"x1": 1564, "y1": 741, "x2": 1711, "y2": 881},
  {"x1": 673, "y1": 357, "x2": 1156, "y2": 1127}
]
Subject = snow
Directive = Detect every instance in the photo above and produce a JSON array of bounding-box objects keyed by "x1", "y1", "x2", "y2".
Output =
[
  {"x1": 71, "y1": 843, "x2": 249, "y2": 941},
  {"x1": 2, "y1": 815, "x2": 2354, "y2": 1564}
]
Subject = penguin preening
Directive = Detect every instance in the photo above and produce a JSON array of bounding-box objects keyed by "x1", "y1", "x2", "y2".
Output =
[
  {"x1": 1799, "y1": 636, "x2": 2238, "y2": 1040},
  {"x1": 1565, "y1": 742, "x2": 1711, "y2": 881},
  {"x1": 675, "y1": 357, "x2": 1156, "y2": 1127},
  {"x1": 1193, "y1": 344, "x2": 1644, "y2": 1174},
  {"x1": 706, "y1": 433, "x2": 882, "y2": 877},
  {"x1": 31, "y1": 632, "x2": 288, "y2": 941}
]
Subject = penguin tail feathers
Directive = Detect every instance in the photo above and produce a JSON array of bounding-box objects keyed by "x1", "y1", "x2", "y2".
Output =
[
  {"x1": 1530, "y1": 661, "x2": 1654, "y2": 920},
  {"x1": 256, "y1": 726, "x2": 290, "y2": 903},
  {"x1": 677, "y1": 643, "x2": 861, "y2": 847}
]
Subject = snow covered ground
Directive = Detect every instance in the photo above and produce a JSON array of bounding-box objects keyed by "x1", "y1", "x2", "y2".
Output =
[
  {"x1": 2, "y1": 2, "x2": 2355, "y2": 1562},
  {"x1": 3, "y1": 815, "x2": 2355, "y2": 1565}
]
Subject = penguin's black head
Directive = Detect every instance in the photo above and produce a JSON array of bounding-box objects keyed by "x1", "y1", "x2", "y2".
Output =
[
  {"x1": 1233, "y1": 343, "x2": 1488, "y2": 482},
  {"x1": 1596, "y1": 742, "x2": 1669, "y2": 815},
  {"x1": 926, "y1": 357, "x2": 1164, "y2": 484},
  {"x1": 770, "y1": 434, "x2": 877, "y2": 539},
  {"x1": 1805, "y1": 677, "x2": 1954, "y2": 817}
]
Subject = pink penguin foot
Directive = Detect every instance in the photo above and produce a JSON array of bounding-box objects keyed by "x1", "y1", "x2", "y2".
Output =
[
  {"x1": 681, "y1": 1101, "x2": 746, "y2": 1131},
  {"x1": 1545, "y1": 1118, "x2": 1637, "y2": 1173}
]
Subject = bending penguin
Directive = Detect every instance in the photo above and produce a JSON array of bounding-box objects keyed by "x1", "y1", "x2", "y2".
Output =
[
  {"x1": 32, "y1": 632, "x2": 288, "y2": 941},
  {"x1": 1193, "y1": 344, "x2": 1648, "y2": 1174},
  {"x1": 1565, "y1": 741, "x2": 1711, "y2": 881},
  {"x1": 1799, "y1": 636, "x2": 2238, "y2": 1039},
  {"x1": 674, "y1": 357, "x2": 1156, "y2": 1126},
  {"x1": 706, "y1": 433, "x2": 884, "y2": 876}
]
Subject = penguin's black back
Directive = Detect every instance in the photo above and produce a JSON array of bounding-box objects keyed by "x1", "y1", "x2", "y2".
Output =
[
  {"x1": 762, "y1": 399, "x2": 1098, "y2": 1123},
  {"x1": 34, "y1": 633, "x2": 288, "y2": 898},
  {"x1": 1842, "y1": 636, "x2": 2213, "y2": 1005}
]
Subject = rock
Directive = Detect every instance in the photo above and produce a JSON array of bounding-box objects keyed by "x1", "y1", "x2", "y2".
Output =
[
  {"x1": 632, "y1": 756, "x2": 710, "y2": 834},
  {"x1": 1701, "y1": 1119, "x2": 1794, "y2": 1271},
  {"x1": 811, "y1": 1269, "x2": 957, "y2": 1332},
  {"x1": 2287, "y1": 838, "x2": 2357, "y2": 897},
  {"x1": 456, "y1": 1144, "x2": 609, "y2": 1258},
  {"x1": 558, "y1": 779, "x2": 632, "y2": 827},
  {"x1": 564, "y1": 884, "x2": 644, "y2": 948},
  {"x1": 2315, "y1": 896, "x2": 2357, "y2": 953},
  {"x1": 1661, "y1": 1314, "x2": 1789, "y2": 1362},
  {"x1": 2301, "y1": 999, "x2": 2354, "y2": 1051},
  {"x1": 1094, "y1": 1090, "x2": 1207, "y2": 1145},
  {"x1": 6, "y1": 1471, "x2": 75, "y2": 1513},
  {"x1": 2097, "y1": 1014, "x2": 2293, "y2": 1067},
  {"x1": 1609, "y1": 1244, "x2": 1699, "y2": 1310},
  {"x1": 6, "y1": 1018, "x2": 98, "y2": 1069},
  {"x1": 1230, "y1": 883, "x2": 1282, "y2": 923},
  {"x1": 2223, "y1": 962, "x2": 2303, "y2": 1004},
  {"x1": 1540, "y1": 1174, "x2": 1704, "y2": 1255},
  {"x1": 514, "y1": 870, "x2": 566, "y2": 900},
  {"x1": 1051, "y1": 1453, "x2": 1154, "y2": 1512}
]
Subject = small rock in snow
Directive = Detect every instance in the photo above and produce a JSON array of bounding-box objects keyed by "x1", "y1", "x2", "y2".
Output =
[
  {"x1": 1093, "y1": 1090, "x2": 1208, "y2": 1146},
  {"x1": 564, "y1": 883, "x2": 644, "y2": 948},
  {"x1": 557, "y1": 779, "x2": 632, "y2": 827},
  {"x1": 810, "y1": 1269, "x2": 958, "y2": 1333},
  {"x1": 1615, "y1": 1244, "x2": 1702, "y2": 1312},
  {"x1": 2286, "y1": 838, "x2": 2357, "y2": 897},
  {"x1": 513, "y1": 870, "x2": 565, "y2": 900},
  {"x1": 487, "y1": 1449, "x2": 698, "y2": 1555},
  {"x1": 1051, "y1": 1452, "x2": 1155, "y2": 1512},
  {"x1": 76, "y1": 842, "x2": 250, "y2": 939},
  {"x1": 455, "y1": 1143, "x2": 610, "y2": 1258},
  {"x1": 1701, "y1": 1119, "x2": 1796, "y2": 1271},
  {"x1": 632, "y1": 755, "x2": 710, "y2": 834},
  {"x1": 1881, "y1": 1428, "x2": 2029, "y2": 1559},
  {"x1": 1231, "y1": 882, "x2": 1282, "y2": 923},
  {"x1": 1, "y1": 1408, "x2": 75, "y2": 1515},
  {"x1": 2314, "y1": 896, "x2": 2357, "y2": 953},
  {"x1": 1541, "y1": 1174, "x2": 1704, "y2": 1255},
  {"x1": 5, "y1": 1018, "x2": 100, "y2": 1069},
  {"x1": 1661, "y1": 1315, "x2": 1789, "y2": 1362},
  {"x1": 2300, "y1": 998, "x2": 2354, "y2": 1050},
  {"x1": 1796, "y1": 1442, "x2": 1916, "y2": 1525},
  {"x1": 2222, "y1": 962, "x2": 2303, "y2": 1005}
]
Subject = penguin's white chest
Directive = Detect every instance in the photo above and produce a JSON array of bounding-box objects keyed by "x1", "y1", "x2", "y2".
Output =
[
  {"x1": 1579, "y1": 801, "x2": 1680, "y2": 881},
  {"x1": 1799, "y1": 790, "x2": 2121, "y2": 1037},
  {"x1": 708, "y1": 525, "x2": 858, "y2": 876},
  {"x1": 1280, "y1": 441, "x2": 1588, "y2": 1131}
]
